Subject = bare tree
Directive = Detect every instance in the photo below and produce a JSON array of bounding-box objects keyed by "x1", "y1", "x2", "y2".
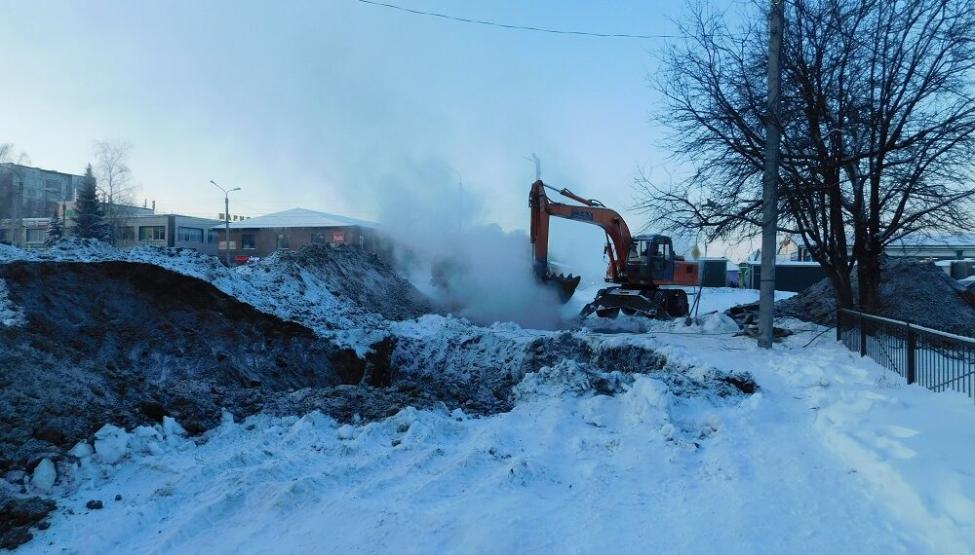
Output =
[
  {"x1": 638, "y1": 0, "x2": 975, "y2": 309},
  {"x1": 93, "y1": 139, "x2": 137, "y2": 245}
]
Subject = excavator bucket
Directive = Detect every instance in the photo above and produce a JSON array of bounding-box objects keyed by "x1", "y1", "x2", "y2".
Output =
[{"x1": 543, "y1": 272, "x2": 581, "y2": 303}]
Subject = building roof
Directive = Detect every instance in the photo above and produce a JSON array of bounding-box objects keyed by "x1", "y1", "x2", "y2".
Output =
[
  {"x1": 888, "y1": 232, "x2": 975, "y2": 248},
  {"x1": 214, "y1": 208, "x2": 377, "y2": 230}
]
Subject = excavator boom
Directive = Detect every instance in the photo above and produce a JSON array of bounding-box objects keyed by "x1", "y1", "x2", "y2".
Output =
[{"x1": 530, "y1": 180, "x2": 631, "y2": 283}]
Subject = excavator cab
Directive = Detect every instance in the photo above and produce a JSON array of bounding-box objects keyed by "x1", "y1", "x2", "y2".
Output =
[{"x1": 626, "y1": 234, "x2": 676, "y2": 284}]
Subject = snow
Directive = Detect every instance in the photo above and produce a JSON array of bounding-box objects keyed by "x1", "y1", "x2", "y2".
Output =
[
  {"x1": 22, "y1": 320, "x2": 975, "y2": 553},
  {"x1": 93, "y1": 424, "x2": 130, "y2": 465},
  {"x1": 30, "y1": 459, "x2": 56, "y2": 493},
  {"x1": 8, "y1": 241, "x2": 975, "y2": 553}
]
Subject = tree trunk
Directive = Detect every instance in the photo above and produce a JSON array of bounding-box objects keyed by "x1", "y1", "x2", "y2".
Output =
[
  {"x1": 827, "y1": 267, "x2": 854, "y2": 309},
  {"x1": 857, "y1": 248, "x2": 883, "y2": 312}
]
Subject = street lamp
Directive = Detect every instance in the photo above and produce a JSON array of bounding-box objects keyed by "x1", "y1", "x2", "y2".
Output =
[{"x1": 210, "y1": 180, "x2": 241, "y2": 267}]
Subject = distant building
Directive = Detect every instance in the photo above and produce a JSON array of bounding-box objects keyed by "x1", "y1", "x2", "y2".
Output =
[
  {"x1": 1, "y1": 164, "x2": 83, "y2": 246},
  {"x1": 212, "y1": 208, "x2": 381, "y2": 263},
  {"x1": 884, "y1": 233, "x2": 975, "y2": 260},
  {"x1": 116, "y1": 214, "x2": 223, "y2": 255},
  {"x1": 0, "y1": 163, "x2": 162, "y2": 248},
  {"x1": 0, "y1": 163, "x2": 83, "y2": 220},
  {"x1": 787, "y1": 233, "x2": 975, "y2": 262},
  {"x1": 739, "y1": 260, "x2": 827, "y2": 292}
]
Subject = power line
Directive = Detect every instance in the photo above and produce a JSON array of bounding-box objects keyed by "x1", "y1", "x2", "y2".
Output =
[{"x1": 354, "y1": 0, "x2": 686, "y2": 40}]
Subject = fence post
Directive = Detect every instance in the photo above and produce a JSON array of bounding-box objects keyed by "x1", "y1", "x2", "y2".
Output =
[
  {"x1": 906, "y1": 322, "x2": 916, "y2": 385},
  {"x1": 858, "y1": 311, "x2": 867, "y2": 357}
]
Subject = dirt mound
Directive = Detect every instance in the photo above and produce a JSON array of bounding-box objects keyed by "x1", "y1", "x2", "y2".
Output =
[
  {"x1": 383, "y1": 318, "x2": 756, "y2": 415},
  {"x1": 245, "y1": 245, "x2": 433, "y2": 325},
  {"x1": 0, "y1": 497, "x2": 56, "y2": 550},
  {"x1": 0, "y1": 260, "x2": 356, "y2": 472},
  {"x1": 1, "y1": 240, "x2": 434, "y2": 334},
  {"x1": 777, "y1": 258, "x2": 975, "y2": 334}
]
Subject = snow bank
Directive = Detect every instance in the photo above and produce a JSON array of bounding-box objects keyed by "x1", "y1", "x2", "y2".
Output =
[{"x1": 23, "y1": 332, "x2": 975, "y2": 553}]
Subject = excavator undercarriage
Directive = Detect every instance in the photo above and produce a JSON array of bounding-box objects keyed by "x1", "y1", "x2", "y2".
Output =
[{"x1": 581, "y1": 287, "x2": 690, "y2": 320}]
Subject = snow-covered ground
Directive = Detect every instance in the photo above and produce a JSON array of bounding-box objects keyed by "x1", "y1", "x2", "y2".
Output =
[
  {"x1": 7, "y1": 244, "x2": 975, "y2": 553},
  {"x1": 19, "y1": 303, "x2": 975, "y2": 553}
]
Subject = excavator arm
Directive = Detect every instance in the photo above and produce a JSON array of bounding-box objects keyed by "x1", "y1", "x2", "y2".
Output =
[{"x1": 529, "y1": 180, "x2": 633, "y2": 283}]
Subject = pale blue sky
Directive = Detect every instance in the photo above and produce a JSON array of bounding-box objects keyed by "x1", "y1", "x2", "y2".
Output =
[{"x1": 0, "y1": 0, "x2": 747, "y2": 264}]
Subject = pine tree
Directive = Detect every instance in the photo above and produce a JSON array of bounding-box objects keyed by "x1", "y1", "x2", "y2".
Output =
[
  {"x1": 72, "y1": 164, "x2": 106, "y2": 240},
  {"x1": 45, "y1": 207, "x2": 63, "y2": 245}
]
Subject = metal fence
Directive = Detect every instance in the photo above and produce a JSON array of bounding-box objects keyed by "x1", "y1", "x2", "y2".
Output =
[{"x1": 837, "y1": 308, "x2": 975, "y2": 401}]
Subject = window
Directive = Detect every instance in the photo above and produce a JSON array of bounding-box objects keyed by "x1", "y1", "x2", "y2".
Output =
[
  {"x1": 242, "y1": 233, "x2": 256, "y2": 250},
  {"x1": 331, "y1": 231, "x2": 345, "y2": 244},
  {"x1": 276, "y1": 233, "x2": 289, "y2": 249},
  {"x1": 177, "y1": 227, "x2": 204, "y2": 243},
  {"x1": 138, "y1": 226, "x2": 165, "y2": 241},
  {"x1": 218, "y1": 240, "x2": 237, "y2": 250},
  {"x1": 25, "y1": 229, "x2": 46, "y2": 243},
  {"x1": 120, "y1": 227, "x2": 136, "y2": 241}
]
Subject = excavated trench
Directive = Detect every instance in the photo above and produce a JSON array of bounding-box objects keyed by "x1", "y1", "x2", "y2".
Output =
[
  {"x1": 0, "y1": 257, "x2": 758, "y2": 549},
  {"x1": 0, "y1": 260, "x2": 757, "y2": 471}
]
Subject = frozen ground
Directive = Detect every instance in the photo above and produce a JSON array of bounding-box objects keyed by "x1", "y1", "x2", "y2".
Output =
[{"x1": 17, "y1": 290, "x2": 975, "y2": 553}]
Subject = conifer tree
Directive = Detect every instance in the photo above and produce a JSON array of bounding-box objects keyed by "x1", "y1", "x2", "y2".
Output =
[
  {"x1": 45, "y1": 207, "x2": 63, "y2": 245},
  {"x1": 72, "y1": 164, "x2": 106, "y2": 240}
]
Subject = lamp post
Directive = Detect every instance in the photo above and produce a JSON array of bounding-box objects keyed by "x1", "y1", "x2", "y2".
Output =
[{"x1": 210, "y1": 180, "x2": 241, "y2": 267}]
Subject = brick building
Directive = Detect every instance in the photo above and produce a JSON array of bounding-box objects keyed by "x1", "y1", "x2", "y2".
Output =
[{"x1": 213, "y1": 208, "x2": 381, "y2": 263}]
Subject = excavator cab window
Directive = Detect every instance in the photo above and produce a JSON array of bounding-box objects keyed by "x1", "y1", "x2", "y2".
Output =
[{"x1": 656, "y1": 240, "x2": 671, "y2": 260}]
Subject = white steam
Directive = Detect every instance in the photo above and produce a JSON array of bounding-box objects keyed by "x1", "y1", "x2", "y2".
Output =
[{"x1": 373, "y1": 159, "x2": 566, "y2": 329}]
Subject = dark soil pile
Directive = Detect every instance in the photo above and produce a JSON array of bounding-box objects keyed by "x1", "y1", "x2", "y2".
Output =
[
  {"x1": 776, "y1": 258, "x2": 975, "y2": 335},
  {"x1": 0, "y1": 261, "x2": 358, "y2": 473},
  {"x1": 0, "y1": 497, "x2": 55, "y2": 550}
]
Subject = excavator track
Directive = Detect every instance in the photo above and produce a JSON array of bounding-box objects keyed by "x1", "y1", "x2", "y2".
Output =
[{"x1": 580, "y1": 287, "x2": 689, "y2": 320}]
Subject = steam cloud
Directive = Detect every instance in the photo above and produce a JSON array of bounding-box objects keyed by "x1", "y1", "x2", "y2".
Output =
[{"x1": 373, "y1": 159, "x2": 565, "y2": 329}]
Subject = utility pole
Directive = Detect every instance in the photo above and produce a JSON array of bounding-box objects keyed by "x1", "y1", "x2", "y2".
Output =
[
  {"x1": 758, "y1": 0, "x2": 784, "y2": 349},
  {"x1": 210, "y1": 180, "x2": 241, "y2": 267}
]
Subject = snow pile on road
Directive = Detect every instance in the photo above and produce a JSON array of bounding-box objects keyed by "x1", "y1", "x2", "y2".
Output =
[{"x1": 779, "y1": 258, "x2": 975, "y2": 334}]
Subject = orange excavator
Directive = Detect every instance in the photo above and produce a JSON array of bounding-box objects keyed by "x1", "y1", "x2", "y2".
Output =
[{"x1": 529, "y1": 180, "x2": 699, "y2": 319}]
